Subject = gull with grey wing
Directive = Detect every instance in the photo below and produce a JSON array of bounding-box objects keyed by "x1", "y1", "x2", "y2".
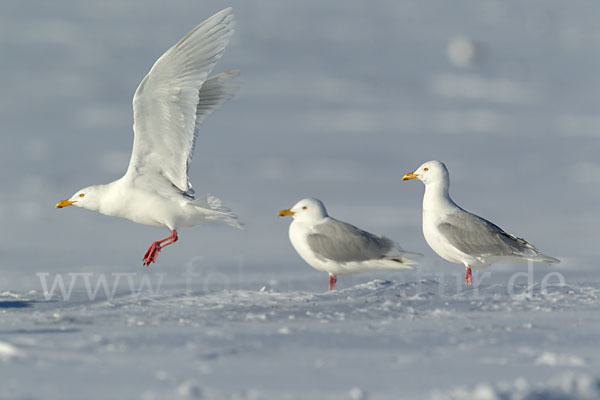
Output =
[
  {"x1": 279, "y1": 198, "x2": 420, "y2": 290},
  {"x1": 402, "y1": 160, "x2": 559, "y2": 285}
]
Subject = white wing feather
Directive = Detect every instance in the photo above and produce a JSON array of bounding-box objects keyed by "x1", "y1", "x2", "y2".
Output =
[
  {"x1": 126, "y1": 8, "x2": 236, "y2": 193},
  {"x1": 185, "y1": 69, "x2": 241, "y2": 196}
]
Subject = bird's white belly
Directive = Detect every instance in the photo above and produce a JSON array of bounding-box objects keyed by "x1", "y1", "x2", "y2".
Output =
[
  {"x1": 100, "y1": 187, "x2": 203, "y2": 229},
  {"x1": 289, "y1": 222, "x2": 331, "y2": 274}
]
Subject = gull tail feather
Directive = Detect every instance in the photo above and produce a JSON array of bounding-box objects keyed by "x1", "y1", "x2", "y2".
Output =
[
  {"x1": 385, "y1": 250, "x2": 423, "y2": 267},
  {"x1": 193, "y1": 195, "x2": 244, "y2": 230}
]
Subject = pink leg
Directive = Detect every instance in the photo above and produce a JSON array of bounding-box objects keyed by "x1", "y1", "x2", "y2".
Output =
[
  {"x1": 328, "y1": 274, "x2": 337, "y2": 291},
  {"x1": 465, "y1": 266, "x2": 473, "y2": 285},
  {"x1": 143, "y1": 230, "x2": 178, "y2": 266}
]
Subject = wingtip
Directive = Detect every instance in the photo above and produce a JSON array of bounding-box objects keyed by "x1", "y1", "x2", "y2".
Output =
[
  {"x1": 214, "y1": 7, "x2": 234, "y2": 19},
  {"x1": 400, "y1": 260, "x2": 418, "y2": 267},
  {"x1": 217, "y1": 8, "x2": 235, "y2": 26},
  {"x1": 229, "y1": 218, "x2": 245, "y2": 231},
  {"x1": 526, "y1": 253, "x2": 560, "y2": 265},
  {"x1": 399, "y1": 251, "x2": 424, "y2": 265}
]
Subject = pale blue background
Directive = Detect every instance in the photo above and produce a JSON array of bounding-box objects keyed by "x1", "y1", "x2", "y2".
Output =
[{"x1": 1, "y1": 1, "x2": 599, "y2": 398}]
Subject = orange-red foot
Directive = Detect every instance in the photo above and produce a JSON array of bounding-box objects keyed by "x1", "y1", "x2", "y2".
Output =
[
  {"x1": 142, "y1": 230, "x2": 178, "y2": 266},
  {"x1": 328, "y1": 274, "x2": 337, "y2": 291},
  {"x1": 143, "y1": 242, "x2": 161, "y2": 266},
  {"x1": 465, "y1": 267, "x2": 473, "y2": 285}
]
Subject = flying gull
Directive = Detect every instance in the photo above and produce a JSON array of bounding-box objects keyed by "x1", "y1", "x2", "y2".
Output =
[{"x1": 56, "y1": 8, "x2": 242, "y2": 265}]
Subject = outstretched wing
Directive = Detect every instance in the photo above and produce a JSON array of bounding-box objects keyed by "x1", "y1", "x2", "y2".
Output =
[
  {"x1": 307, "y1": 219, "x2": 396, "y2": 263},
  {"x1": 184, "y1": 69, "x2": 241, "y2": 196},
  {"x1": 126, "y1": 8, "x2": 236, "y2": 194}
]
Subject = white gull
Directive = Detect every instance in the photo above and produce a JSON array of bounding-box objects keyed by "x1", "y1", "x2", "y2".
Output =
[
  {"x1": 279, "y1": 198, "x2": 420, "y2": 290},
  {"x1": 57, "y1": 8, "x2": 242, "y2": 265},
  {"x1": 402, "y1": 160, "x2": 559, "y2": 284}
]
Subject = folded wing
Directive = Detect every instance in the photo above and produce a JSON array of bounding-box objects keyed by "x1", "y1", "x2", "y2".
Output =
[
  {"x1": 438, "y1": 211, "x2": 559, "y2": 262},
  {"x1": 307, "y1": 219, "x2": 399, "y2": 263}
]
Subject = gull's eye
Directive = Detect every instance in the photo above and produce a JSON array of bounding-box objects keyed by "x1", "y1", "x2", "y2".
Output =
[
  {"x1": 302, "y1": 206, "x2": 307, "y2": 210},
  {"x1": 424, "y1": 167, "x2": 429, "y2": 172},
  {"x1": 79, "y1": 193, "x2": 85, "y2": 198}
]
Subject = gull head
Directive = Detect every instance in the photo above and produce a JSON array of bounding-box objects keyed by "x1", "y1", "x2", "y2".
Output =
[
  {"x1": 279, "y1": 198, "x2": 328, "y2": 222},
  {"x1": 402, "y1": 160, "x2": 449, "y2": 186},
  {"x1": 56, "y1": 185, "x2": 102, "y2": 211}
]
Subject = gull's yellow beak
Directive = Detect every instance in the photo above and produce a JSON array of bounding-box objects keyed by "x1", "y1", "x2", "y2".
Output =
[
  {"x1": 56, "y1": 200, "x2": 76, "y2": 209},
  {"x1": 278, "y1": 209, "x2": 295, "y2": 217},
  {"x1": 402, "y1": 172, "x2": 419, "y2": 181}
]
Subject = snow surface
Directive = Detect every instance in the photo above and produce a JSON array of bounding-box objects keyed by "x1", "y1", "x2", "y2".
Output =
[
  {"x1": 1, "y1": 0, "x2": 600, "y2": 398},
  {"x1": 1, "y1": 275, "x2": 599, "y2": 399}
]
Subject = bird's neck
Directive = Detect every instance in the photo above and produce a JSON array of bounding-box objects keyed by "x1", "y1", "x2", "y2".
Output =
[
  {"x1": 423, "y1": 181, "x2": 456, "y2": 213},
  {"x1": 293, "y1": 215, "x2": 328, "y2": 227},
  {"x1": 84, "y1": 182, "x2": 116, "y2": 214}
]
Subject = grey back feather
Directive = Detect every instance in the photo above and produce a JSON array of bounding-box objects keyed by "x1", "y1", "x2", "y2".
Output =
[{"x1": 307, "y1": 219, "x2": 395, "y2": 263}]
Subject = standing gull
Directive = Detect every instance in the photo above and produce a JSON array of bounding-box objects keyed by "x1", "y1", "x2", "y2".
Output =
[
  {"x1": 279, "y1": 198, "x2": 420, "y2": 290},
  {"x1": 402, "y1": 160, "x2": 559, "y2": 285},
  {"x1": 56, "y1": 8, "x2": 242, "y2": 265}
]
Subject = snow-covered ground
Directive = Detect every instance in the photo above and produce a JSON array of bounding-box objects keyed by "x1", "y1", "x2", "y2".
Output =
[
  {"x1": 2, "y1": 272, "x2": 600, "y2": 399},
  {"x1": 1, "y1": 0, "x2": 599, "y2": 398}
]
